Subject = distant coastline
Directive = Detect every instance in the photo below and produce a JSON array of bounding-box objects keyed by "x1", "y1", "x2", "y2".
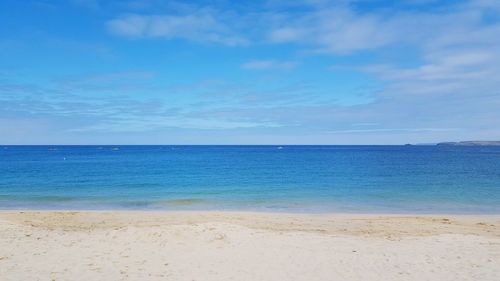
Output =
[{"x1": 436, "y1": 141, "x2": 500, "y2": 146}]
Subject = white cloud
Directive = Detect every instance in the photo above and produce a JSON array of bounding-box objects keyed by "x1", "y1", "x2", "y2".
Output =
[
  {"x1": 68, "y1": 116, "x2": 282, "y2": 133},
  {"x1": 268, "y1": 8, "x2": 398, "y2": 53},
  {"x1": 241, "y1": 60, "x2": 297, "y2": 70},
  {"x1": 265, "y1": 1, "x2": 500, "y2": 56},
  {"x1": 269, "y1": 28, "x2": 304, "y2": 42},
  {"x1": 106, "y1": 11, "x2": 248, "y2": 46}
]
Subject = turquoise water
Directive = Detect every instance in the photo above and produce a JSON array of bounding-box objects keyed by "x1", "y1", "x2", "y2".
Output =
[{"x1": 1, "y1": 145, "x2": 500, "y2": 213}]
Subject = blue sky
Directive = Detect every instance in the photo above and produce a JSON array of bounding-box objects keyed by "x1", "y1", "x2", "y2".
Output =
[{"x1": 1, "y1": 0, "x2": 499, "y2": 144}]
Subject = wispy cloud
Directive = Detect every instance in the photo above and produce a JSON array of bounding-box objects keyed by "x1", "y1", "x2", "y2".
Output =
[
  {"x1": 54, "y1": 71, "x2": 156, "y2": 92},
  {"x1": 106, "y1": 10, "x2": 248, "y2": 45},
  {"x1": 267, "y1": 6, "x2": 403, "y2": 54},
  {"x1": 328, "y1": 128, "x2": 460, "y2": 134},
  {"x1": 266, "y1": 1, "x2": 500, "y2": 54},
  {"x1": 241, "y1": 60, "x2": 297, "y2": 70}
]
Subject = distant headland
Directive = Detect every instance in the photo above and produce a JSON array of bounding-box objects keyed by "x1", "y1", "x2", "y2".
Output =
[{"x1": 436, "y1": 141, "x2": 500, "y2": 146}]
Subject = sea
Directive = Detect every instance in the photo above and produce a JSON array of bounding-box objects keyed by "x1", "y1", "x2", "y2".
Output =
[{"x1": 1, "y1": 145, "x2": 499, "y2": 213}]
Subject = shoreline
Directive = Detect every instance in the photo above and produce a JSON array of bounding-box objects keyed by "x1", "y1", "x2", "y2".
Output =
[
  {"x1": 3, "y1": 208, "x2": 500, "y2": 215},
  {"x1": 2, "y1": 209, "x2": 499, "y2": 223},
  {"x1": 2, "y1": 210, "x2": 500, "y2": 237}
]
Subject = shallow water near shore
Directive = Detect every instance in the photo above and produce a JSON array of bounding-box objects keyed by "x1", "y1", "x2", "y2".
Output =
[{"x1": 1, "y1": 145, "x2": 500, "y2": 213}]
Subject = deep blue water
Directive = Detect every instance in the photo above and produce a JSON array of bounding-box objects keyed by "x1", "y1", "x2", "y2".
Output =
[{"x1": 1, "y1": 145, "x2": 500, "y2": 213}]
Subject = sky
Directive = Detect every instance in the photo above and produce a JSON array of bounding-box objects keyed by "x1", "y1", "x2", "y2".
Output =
[{"x1": 1, "y1": 0, "x2": 500, "y2": 144}]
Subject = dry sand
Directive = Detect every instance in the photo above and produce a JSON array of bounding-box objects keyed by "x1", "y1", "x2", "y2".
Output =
[{"x1": 0, "y1": 211, "x2": 499, "y2": 280}]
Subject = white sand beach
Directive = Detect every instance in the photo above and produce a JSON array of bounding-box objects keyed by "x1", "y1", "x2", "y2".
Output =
[{"x1": 0, "y1": 211, "x2": 499, "y2": 281}]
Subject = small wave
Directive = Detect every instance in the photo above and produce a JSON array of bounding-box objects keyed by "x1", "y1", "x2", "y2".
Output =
[
  {"x1": 0, "y1": 195, "x2": 77, "y2": 202},
  {"x1": 154, "y1": 198, "x2": 207, "y2": 206}
]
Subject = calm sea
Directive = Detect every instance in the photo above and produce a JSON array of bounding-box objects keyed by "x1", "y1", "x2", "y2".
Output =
[{"x1": 1, "y1": 145, "x2": 499, "y2": 213}]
